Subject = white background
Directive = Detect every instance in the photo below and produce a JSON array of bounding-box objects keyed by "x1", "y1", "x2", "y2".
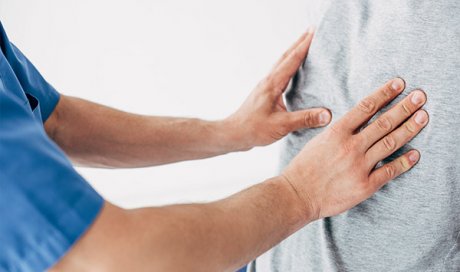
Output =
[{"x1": 0, "y1": 0, "x2": 323, "y2": 208}]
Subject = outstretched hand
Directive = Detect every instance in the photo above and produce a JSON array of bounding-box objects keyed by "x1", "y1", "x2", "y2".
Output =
[
  {"x1": 225, "y1": 29, "x2": 331, "y2": 150},
  {"x1": 281, "y1": 78, "x2": 428, "y2": 222}
]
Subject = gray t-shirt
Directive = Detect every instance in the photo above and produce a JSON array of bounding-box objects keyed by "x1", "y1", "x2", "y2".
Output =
[{"x1": 252, "y1": 1, "x2": 460, "y2": 271}]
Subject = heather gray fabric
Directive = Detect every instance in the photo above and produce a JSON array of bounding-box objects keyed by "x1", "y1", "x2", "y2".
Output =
[{"x1": 252, "y1": 1, "x2": 460, "y2": 271}]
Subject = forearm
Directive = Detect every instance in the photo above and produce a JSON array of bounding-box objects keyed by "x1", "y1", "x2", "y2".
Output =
[
  {"x1": 44, "y1": 31, "x2": 330, "y2": 168},
  {"x1": 51, "y1": 77, "x2": 427, "y2": 272},
  {"x1": 46, "y1": 95, "x2": 246, "y2": 168},
  {"x1": 51, "y1": 176, "x2": 310, "y2": 272},
  {"x1": 129, "y1": 177, "x2": 308, "y2": 271}
]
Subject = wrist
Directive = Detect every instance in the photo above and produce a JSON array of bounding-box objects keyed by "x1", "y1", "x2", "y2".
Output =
[
  {"x1": 215, "y1": 117, "x2": 254, "y2": 152},
  {"x1": 259, "y1": 176, "x2": 314, "y2": 231},
  {"x1": 277, "y1": 174, "x2": 317, "y2": 224}
]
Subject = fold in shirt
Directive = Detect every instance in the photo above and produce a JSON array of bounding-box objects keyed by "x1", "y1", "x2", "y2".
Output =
[
  {"x1": 0, "y1": 21, "x2": 103, "y2": 271},
  {"x1": 253, "y1": 1, "x2": 460, "y2": 271}
]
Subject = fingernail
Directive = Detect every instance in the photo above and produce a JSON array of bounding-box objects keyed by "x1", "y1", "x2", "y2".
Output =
[
  {"x1": 409, "y1": 151, "x2": 420, "y2": 163},
  {"x1": 411, "y1": 91, "x2": 425, "y2": 105},
  {"x1": 391, "y1": 78, "x2": 404, "y2": 91},
  {"x1": 414, "y1": 111, "x2": 428, "y2": 125},
  {"x1": 319, "y1": 111, "x2": 331, "y2": 125}
]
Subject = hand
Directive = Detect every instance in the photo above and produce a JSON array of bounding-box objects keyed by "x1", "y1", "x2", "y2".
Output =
[
  {"x1": 224, "y1": 28, "x2": 331, "y2": 150},
  {"x1": 281, "y1": 78, "x2": 428, "y2": 222}
]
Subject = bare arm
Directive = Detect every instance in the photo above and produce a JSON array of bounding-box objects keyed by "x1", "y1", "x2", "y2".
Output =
[
  {"x1": 44, "y1": 30, "x2": 331, "y2": 168},
  {"x1": 51, "y1": 78, "x2": 429, "y2": 271},
  {"x1": 45, "y1": 97, "x2": 245, "y2": 168},
  {"x1": 50, "y1": 178, "x2": 305, "y2": 272}
]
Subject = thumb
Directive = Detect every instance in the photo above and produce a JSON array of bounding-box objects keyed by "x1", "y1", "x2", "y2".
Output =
[{"x1": 286, "y1": 108, "x2": 332, "y2": 131}]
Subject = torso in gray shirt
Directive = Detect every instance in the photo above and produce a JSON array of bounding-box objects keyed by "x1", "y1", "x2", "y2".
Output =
[{"x1": 253, "y1": 1, "x2": 460, "y2": 271}]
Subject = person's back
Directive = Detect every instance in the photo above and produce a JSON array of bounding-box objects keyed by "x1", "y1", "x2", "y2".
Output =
[{"x1": 253, "y1": 0, "x2": 460, "y2": 271}]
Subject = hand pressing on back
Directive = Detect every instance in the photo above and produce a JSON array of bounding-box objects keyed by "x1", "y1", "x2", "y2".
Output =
[
  {"x1": 281, "y1": 78, "x2": 428, "y2": 221},
  {"x1": 225, "y1": 29, "x2": 332, "y2": 151}
]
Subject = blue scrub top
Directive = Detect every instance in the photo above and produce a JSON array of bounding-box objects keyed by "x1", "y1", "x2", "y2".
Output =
[{"x1": 0, "y1": 22, "x2": 103, "y2": 271}]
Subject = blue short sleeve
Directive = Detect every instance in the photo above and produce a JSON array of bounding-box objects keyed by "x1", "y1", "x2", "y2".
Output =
[
  {"x1": 0, "y1": 22, "x2": 60, "y2": 122},
  {"x1": 0, "y1": 22, "x2": 104, "y2": 271}
]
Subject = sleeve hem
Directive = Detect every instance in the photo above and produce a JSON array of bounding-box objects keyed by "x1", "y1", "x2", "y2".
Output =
[{"x1": 16, "y1": 185, "x2": 104, "y2": 272}]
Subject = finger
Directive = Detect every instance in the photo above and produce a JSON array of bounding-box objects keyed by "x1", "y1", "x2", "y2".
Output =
[
  {"x1": 366, "y1": 110, "x2": 428, "y2": 167},
  {"x1": 285, "y1": 108, "x2": 331, "y2": 131},
  {"x1": 274, "y1": 31, "x2": 310, "y2": 68},
  {"x1": 269, "y1": 29, "x2": 315, "y2": 96},
  {"x1": 273, "y1": 30, "x2": 314, "y2": 83},
  {"x1": 334, "y1": 78, "x2": 406, "y2": 133},
  {"x1": 359, "y1": 90, "x2": 427, "y2": 149},
  {"x1": 367, "y1": 150, "x2": 420, "y2": 191}
]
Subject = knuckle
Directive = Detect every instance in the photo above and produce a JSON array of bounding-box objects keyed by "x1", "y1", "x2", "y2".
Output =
[
  {"x1": 296, "y1": 54, "x2": 305, "y2": 64},
  {"x1": 264, "y1": 75, "x2": 284, "y2": 94},
  {"x1": 273, "y1": 84, "x2": 285, "y2": 94},
  {"x1": 401, "y1": 103, "x2": 412, "y2": 116},
  {"x1": 399, "y1": 157, "x2": 410, "y2": 171},
  {"x1": 355, "y1": 133, "x2": 369, "y2": 149},
  {"x1": 382, "y1": 84, "x2": 394, "y2": 99},
  {"x1": 357, "y1": 180, "x2": 371, "y2": 196},
  {"x1": 405, "y1": 122, "x2": 416, "y2": 133},
  {"x1": 281, "y1": 51, "x2": 290, "y2": 60},
  {"x1": 358, "y1": 98, "x2": 376, "y2": 114},
  {"x1": 385, "y1": 164, "x2": 396, "y2": 179},
  {"x1": 350, "y1": 137, "x2": 360, "y2": 148},
  {"x1": 376, "y1": 117, "x2": 392, "y2": 131},
  {"x1": 344, "y1": 138, "x2": 360, "y2": 153},
  {"x1": 304, "y1": 111, "x2": 317, "y2": 127},
  {"x1": 383, "y1": 136, "x2": 396, "y2": 151},
  {"x1": 329, "y1": 123, "x2": 343, "y2": 136},
  {"x1": 342, "y1": 141, "x2": 353, "y2": 154},
  {"x1": 293, "y1": 48, "x2": 304, "y2": 62}
]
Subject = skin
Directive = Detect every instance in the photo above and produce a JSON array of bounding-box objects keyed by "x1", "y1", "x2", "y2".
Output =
[
  {"x1": 44, "y1": 32, "x2": 328, "y2": 168},
  {"x1": 47, "y1": 30, "x2": 429, "y2": 271}
]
